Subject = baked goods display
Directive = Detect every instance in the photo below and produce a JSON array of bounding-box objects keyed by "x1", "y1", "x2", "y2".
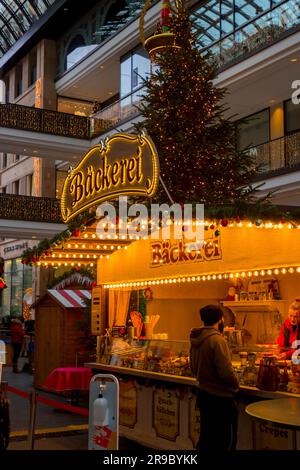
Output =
[
  {"x1": 101, "y1": 337, "x2": 191, "y2": 376},
  {"x1": 99, "y1": 337, "x2": 300, "y2": 392}
]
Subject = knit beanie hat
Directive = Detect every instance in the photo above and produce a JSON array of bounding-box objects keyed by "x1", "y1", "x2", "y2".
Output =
[{"x1": 200, "y1": 305, "x2": 223, "y2": 326}]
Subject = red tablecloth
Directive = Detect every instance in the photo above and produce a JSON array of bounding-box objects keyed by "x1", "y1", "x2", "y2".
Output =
[{"x1": 43, "y1": 367, "x2": 92, "y2": 392}]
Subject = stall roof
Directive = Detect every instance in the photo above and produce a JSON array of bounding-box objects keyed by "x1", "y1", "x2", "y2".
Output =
[
  {"x1": 97, "y1": 225, "x2": 300, "y2": 287},
  {"x1": 46, "y1": 289, "x2": 91, "y2": 308}
]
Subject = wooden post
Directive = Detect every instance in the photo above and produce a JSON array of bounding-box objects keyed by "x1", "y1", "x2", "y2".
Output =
[{"x1": 28, "y1": 391, "x2": 37, "y2": 450}]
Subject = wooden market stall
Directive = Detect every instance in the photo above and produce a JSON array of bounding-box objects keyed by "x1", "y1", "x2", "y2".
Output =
[
  {"x1": 34, "y1": 289, "x2": 91, "y2": 388},
  {"x1": 86, "y1": 223, "x2": 300, "y2": 450}
]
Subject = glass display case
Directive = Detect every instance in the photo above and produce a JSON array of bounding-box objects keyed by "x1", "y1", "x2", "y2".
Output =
[{"x1": 98, "y1": 336, "x2": 192, "y2": 377}]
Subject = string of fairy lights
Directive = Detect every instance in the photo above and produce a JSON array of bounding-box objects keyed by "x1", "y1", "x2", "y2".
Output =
[
  {"x1": 103, "y1": 267, "x2": 300, "y2": 289},
  {"x1": 32, "y1": 217, "x2": 300, "y2": 269}
]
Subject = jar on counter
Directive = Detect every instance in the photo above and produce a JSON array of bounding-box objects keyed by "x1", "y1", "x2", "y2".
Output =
[{"x1": 256, "y1": 356, "x2": 279, "y2": 391}]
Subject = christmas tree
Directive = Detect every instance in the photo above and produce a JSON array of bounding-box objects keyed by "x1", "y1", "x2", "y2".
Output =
[{"x1": 136, "y1": 1, "x2": 259, "y2": 205}]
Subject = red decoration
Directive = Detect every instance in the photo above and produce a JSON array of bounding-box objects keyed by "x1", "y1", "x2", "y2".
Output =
[
  {"x1": 72, "y1": 229, "x2": 80, "y2": 237},
  {"x1": 161, "y1": 0, "x2": 171, "y2": 32},
  {"x1": 221, "y1": 219, "x2": 228, "y2": 227},
  {"x1": 210, "y1": 224, "x2": 215, "y2": 230},
  {"x1": 0, "y1": 277, "x2": 7, "y2": 289},
  {"x1": 91, "y1": 281, "x2": 97, "y2": 289},
  {"x1": 235, "y1": 216, "x2": 241, "y2": 223}
]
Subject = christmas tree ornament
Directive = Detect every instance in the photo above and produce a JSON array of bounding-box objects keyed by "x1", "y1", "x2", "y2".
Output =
[{"x1": 140, "y1": 0, "x2": 180, "y2": 62}]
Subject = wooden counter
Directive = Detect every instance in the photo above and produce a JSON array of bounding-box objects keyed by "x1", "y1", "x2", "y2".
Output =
[
  {"x1": 85, "y1": 361, "x2": 300, "y2": 399},
  {"x1": 85, "y1": 362, "x2": 300, "y2": 450}
]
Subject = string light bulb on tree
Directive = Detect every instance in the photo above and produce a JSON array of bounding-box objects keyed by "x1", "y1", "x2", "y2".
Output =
[{"x1": 137, "y1": 0, "x2": 259, "y2": 205}]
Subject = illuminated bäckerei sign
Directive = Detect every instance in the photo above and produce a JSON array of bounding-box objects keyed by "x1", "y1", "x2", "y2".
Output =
[{"x1": 61, "y1": 133, "x2": 159, "y2": 223}]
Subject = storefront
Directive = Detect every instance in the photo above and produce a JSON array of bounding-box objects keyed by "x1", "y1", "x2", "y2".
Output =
[
  {"x1": 24, "y1": 131, "x2": 300, "y2": 449},
  {"x1": 0, "y1": 241, "x2": 33, "y2": 320},
  {"x1": 85, "y1": 223, "x2": 300, "y2": 450}
]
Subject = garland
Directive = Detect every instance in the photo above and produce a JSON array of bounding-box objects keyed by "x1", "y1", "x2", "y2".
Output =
[
  {"x1": 47, "y1": 266, "x2": 96, "y2": 289},
  {"x1": 21, "y1": 211, "x2": 94, "y2": 266},
  {"x1": 20, "y1": 202, "x2": 300, "y2": 266}
]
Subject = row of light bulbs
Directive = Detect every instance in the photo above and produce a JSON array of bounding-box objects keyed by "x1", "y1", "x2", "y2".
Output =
[
  {"x1": 83, "y1": 220, "x2": 300, "y2": 231},
  {"x1": 37, "y1": 261, "x2": 100, "y2": 267},
  {"x1": 103, "y1": 266, "x2": 300, "y2": 289},
  {"x1": 62, "y1": 244, "x2": 128, "y2": 252}
]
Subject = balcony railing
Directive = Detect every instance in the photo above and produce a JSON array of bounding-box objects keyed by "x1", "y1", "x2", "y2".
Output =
[
  {"x1": 91, "y1": 87, "x2": 145, "y2": 137},
  {"x1": 205, "y1": 0, "x2": 300, "y2": 69},
  {"x1": 0, "y1": 194, "x2": 62, "y2": 223},
  {"x1": 248, "y1": 130, "x2": 300, "y2": 177},
  {"x1": 0, "y1": 103, "x2": 90, "y2": 139}
]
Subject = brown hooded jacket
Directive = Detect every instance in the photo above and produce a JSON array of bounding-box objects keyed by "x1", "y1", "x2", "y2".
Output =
[{"x1": 190, "y1": 326, "x2": 239, "y2": 397}]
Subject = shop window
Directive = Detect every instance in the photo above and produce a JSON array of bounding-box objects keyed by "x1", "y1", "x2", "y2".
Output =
[
  {"x1": 13, "y1": 180, "x2": 20, "y2": 195},
  {"x1": 29, "y1": 49, "x2": 37, "y2": 86},
  {"x1": 27, "y1": 173, "x2": 34, "y2": 196},
  {"x1": 1, "y1": 258, "x2": 32, "y2": 318},
  {"x1": 15, "y1": 155, "x2": 20, "y2": 162},
  {"x1": 2, "y1": 186, "x2": 6, "y2": 194},
  {"x1": 15, "y1": 64, "x2": 23, "y2": 98},
  {"x1": 285, "y1": 99, "x2": 300, "y2": 134},
  {"x1": 57, "y1": 97, "x2": 93, "y2": 116},
  {"x1": 237, "y1": 109, "x2": 270, "y2": 150},
  {"x1": 2, "y1": 153, "x2": 7, "y2": 169},
  {"x1": 4, "y1": 76, "x2": 9, "y2": 103},
  {"x1": 120, "y1": 46, "x2": 150, "y2": 98}
]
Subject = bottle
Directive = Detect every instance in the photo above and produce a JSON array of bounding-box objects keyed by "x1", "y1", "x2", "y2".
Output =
[
  {"x1": 127, "y1": 319, "x2": 135, "y2": 340},
  {"x1": 93, "y1": 392, "x2": 109, "y2": 427}
]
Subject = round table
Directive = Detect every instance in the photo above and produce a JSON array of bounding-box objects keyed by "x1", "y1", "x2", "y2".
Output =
[{"x1": 246, "y1": 398, "x2": 300, "y2": 449}]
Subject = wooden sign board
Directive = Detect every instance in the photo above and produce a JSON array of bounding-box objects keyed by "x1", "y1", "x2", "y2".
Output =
[{"x1": 152, "y1": 389, "x2": 180, "y2": 441}]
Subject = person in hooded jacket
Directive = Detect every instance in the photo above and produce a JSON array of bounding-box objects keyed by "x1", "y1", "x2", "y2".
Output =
[{"x1": 190, "y1": 304, "x2": 239, "y2": 451}]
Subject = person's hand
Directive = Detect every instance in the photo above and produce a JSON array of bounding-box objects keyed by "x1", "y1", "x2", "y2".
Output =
[{"x1": 276, "y1": 352, "x2": 287, "y2": 360}]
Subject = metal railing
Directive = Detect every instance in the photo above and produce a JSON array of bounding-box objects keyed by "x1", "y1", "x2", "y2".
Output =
[
  {"x1": 0, "y1": 194, "x2": 62, "y2": 223},
  {"x1": 204, "y1": 0, "x2": 300, "y2": 69},
  {"x1": 247, "y1": 130, "x2": 300, "y2": 177},
  {"x1": 0, "y1": 103, "x2": 90, "y2": 140},
  {"x1": 91, "y1": 87, "x2": 145, "y2": 137}
]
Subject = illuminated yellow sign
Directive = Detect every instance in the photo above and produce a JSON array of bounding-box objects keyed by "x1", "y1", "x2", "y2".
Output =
[
  {"x1": 150, "y1": 237, "x2": 222, "y2": 267},
  {"x1": 61, "y1": 133, "x2": 159, "y2": 223}
]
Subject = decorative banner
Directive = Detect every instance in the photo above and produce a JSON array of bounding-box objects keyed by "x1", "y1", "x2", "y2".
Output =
[
  {"x1": 188, "y1": 394, "x2": 200, "y2": 449},
  {"x1": 61, "y1": 133, "x2": 160, "y2": 223},
  {"x1": 253, "y1": 421, "x2": 295, "y2": 450},
  {"x1": 152, "y1": 389, "x2": 179, "y2": 441},
  {"x1": 150, "y1": 236, "x2": 222, "y2": 267},
  {"x1": 119, "y1": 380, "x2": 137, "y2": 428}
]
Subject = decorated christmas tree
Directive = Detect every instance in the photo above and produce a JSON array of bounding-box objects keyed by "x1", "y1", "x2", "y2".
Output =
[{"x1": 136, "y1": 1, "x2": 259, "y2": 205}]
